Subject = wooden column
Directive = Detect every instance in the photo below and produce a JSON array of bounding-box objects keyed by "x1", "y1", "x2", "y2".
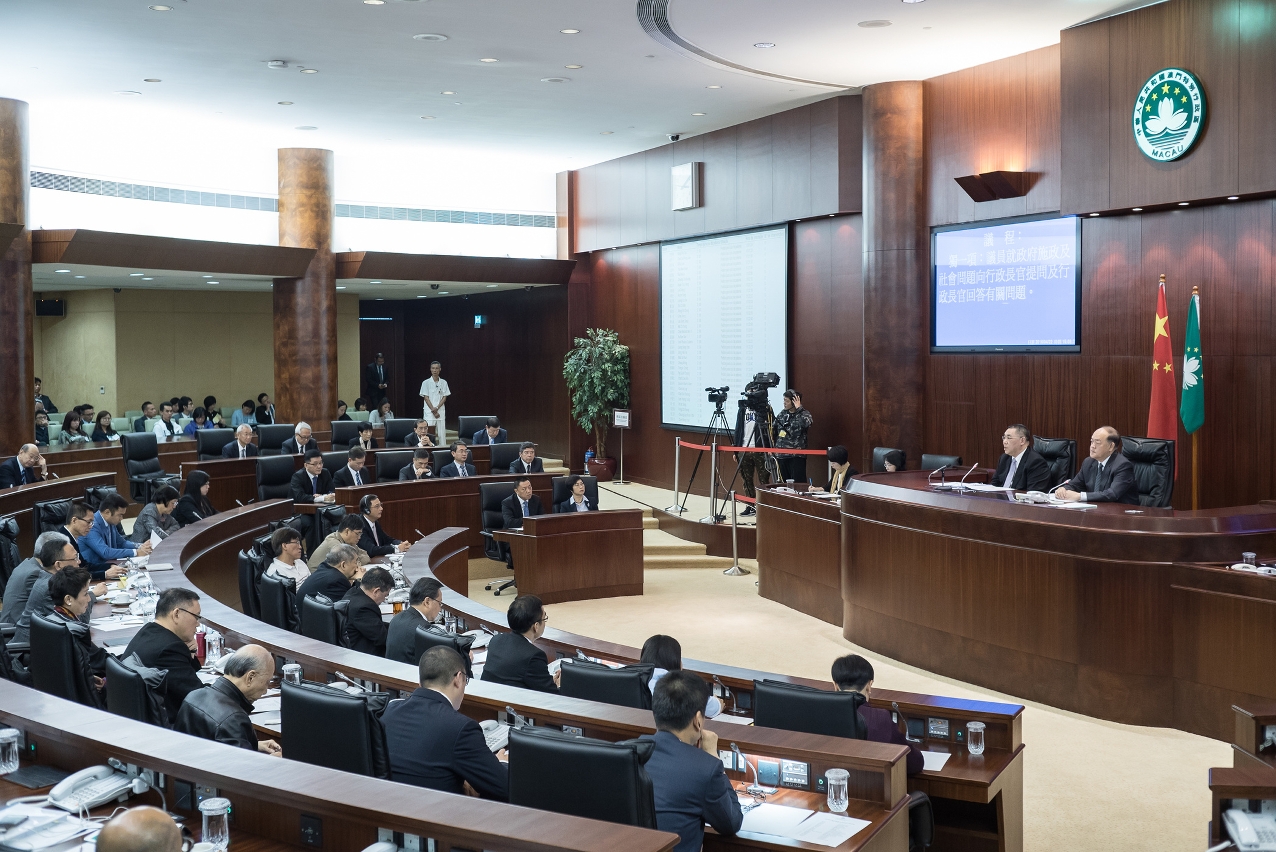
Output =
[
  {"x1": 861, "y1": 82, "x2": 925, "y2": 468},
  {"x1": 0, "y1": 99, "x2": 33, "y2": 453},
  {"x1": 275, "y1": 148, "x2": 337, "y2": 428}
]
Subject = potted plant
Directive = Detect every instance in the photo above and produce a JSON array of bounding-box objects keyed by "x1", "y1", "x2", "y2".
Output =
[{"x1": 563, "y1": 328, "x2": 630, "y2": 481}]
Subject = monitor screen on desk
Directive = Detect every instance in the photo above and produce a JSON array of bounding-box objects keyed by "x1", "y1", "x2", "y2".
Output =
[{"x1": 931, "y1": 214, "x2": 1081, "y2": 353}]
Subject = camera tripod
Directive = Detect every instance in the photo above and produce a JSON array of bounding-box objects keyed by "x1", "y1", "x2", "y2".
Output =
[
  {"x1": 679, "y1": 401, "x2": 734, "y2": 523},
  {"x1": 722, "y1": 408, "x2": 780, "y2": 507}
]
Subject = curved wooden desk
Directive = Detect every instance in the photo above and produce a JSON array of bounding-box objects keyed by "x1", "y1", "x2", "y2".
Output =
[
  {"x1": 0, "y1": 471, "x2": 116, "y2": 551},
  {"x1": 841, "y1": 471, "x2": 1276, "y2": 739}
]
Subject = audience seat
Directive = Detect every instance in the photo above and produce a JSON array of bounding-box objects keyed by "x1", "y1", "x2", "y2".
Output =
[
  {"x1": 300, "y1": 595, "x2": 345, "y2": 646},
  {"x1": 314, "y1": 504, "x2": 347, "y2": 545},
  {"x1": 257, "y1": 424, "x2": 294, "y2": 456},
  {"x1": 558, "y1": 659, "x2": 653, "y2": 710},
  {"x1": 383, "y1": 418, "x2": 418, "y2": 447},
  {"x1": 375, "y1": 450, "x2": 413, "y2": 483},
  {"x1": 753, "y1": 679, "x2": 867, "y2": 739},
  {"x1": 123, "y1": 411, "x2": 143, "y2": 431},
  {"x1": 47, "y1": 424, "x2": 61, "y2": 443},
  {"x1": 280, "y1": 680, "x2": 390, "y2": 778},
  {"x1": 1032, "y1": 436, "x2": 1077, "y2": 489},
  {"x1": 921, "y1": 453, "x2": 962, "y2": 471},
  {"x1": 330, "y1": 420, "x2": 361, "y2": 448},
  {"x1": 1120, "y1": 436, "x2": 1175, "y2": 508},
  {"x1": 489, "y1": 442, "x2": 523, "y2": 472},
  {"x1": 458, "y1": 416, "x2": 496, "y2": 441},
  {"x1": 908, "y1": 791, "x2": 935, "y2": 852},
  {"x1": 256, "y1": 455, "x2": 295, "y2": 502},
  {"x1": 431, "y1": 449, "x2": 454, "y2": 471},
  {"x1": 220, "y1": 406, "x2": 236, "y2": 422},
  {"x1": 105, "y1": 654, "x2": 170, "y2": 727},
  {"x1": 121, "y1": 434, "x2": 176, "y2": 503},
  {"x1": 551, "y1": 475, "x2": 599, "y2": 512},
  {"x1": 30, "y1": 613, "x2": 95, "y2": 706},
  {"x1": 413, "y1": 626, "x2": 474, "y2": 679},
  {"x1": 349, "y1": 410, "x2": 371, "y2": 422},
  {"x1": 197, "y1": 428, "x2": 234, "y2": 460},
  {"x1": 871, "y1": 447, "x2": 906, "y2": 473},
  {"x1": 32, "y1": 498, "x2": 72, "y2": 538}
]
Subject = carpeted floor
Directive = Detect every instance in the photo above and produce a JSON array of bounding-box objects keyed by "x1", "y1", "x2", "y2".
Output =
[{"x1": 466, "y1": 482, "x2": 1230, "y2": 852}]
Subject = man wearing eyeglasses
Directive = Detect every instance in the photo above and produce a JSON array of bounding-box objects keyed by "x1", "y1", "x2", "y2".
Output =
[
  {"x1": 480, "y1": 594, "x2": 560, "y2": 693},
  {"x1": 122, "y1": 588, "x2": 205, "y2": 722},
  {"x1": 11, "y1": 533, "x2": 106, "y2": 645},
  {"x1": 990, "y1": 424, "x2": 1051, "y2": 492}
]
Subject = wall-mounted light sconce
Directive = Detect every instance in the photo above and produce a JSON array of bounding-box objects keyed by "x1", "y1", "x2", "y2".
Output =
[{"x1": 954, "y1": 171, "x2": 1028, "y2": 202}]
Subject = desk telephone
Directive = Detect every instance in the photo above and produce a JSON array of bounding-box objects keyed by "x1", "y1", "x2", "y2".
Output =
[
  {"x1": 1225, "y1": 809, "x2": 1276, "y2": 852},
  {"x1": 47, "y1": 765, "x2": 133, "y2": 812}
]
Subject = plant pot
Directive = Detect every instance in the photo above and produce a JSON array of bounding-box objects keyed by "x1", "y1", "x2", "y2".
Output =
[{"x1": 587, "y1": 457, "x2": 617, "y2": 482}]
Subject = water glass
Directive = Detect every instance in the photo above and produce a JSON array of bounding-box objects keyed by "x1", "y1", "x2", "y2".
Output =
[
  {"x1": 443, "y1": 611, "x2": 457, "y2": 633},
  {"x1": 282, "y1": 664, "x2": 302, "y2": 686},
  {"x1": 1243, "y1": 552, "x2": 1258, "y2": 566},
  {"x1": 825, "y1": 768, "x2": 849, "y2": 813},
  {"x1": 204, "y1": 632, "x2": 223, "y2": 666},
  {"x1": 198, "y1": 797, "x2": 231, "y2": 850},
  {"x1": 0, "y1": 729, "x2": 20, "y2": 774},
  {"x1": 967, "y1": 721, "x2": 986, "y2": 755}
]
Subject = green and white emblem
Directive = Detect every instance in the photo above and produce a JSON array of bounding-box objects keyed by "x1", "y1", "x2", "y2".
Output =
[{"x1": 1132, "y1": 68, "x2": 1206, "y2": 161}]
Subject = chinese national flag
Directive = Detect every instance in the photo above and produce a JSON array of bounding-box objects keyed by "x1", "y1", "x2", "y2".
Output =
[{"x1": 1147, "y1": 276, "x2": 1178, "y2": 460}]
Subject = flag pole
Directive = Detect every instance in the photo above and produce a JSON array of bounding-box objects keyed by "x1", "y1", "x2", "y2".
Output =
[{"x1": 1192, "y1": 432, "x2": 1198, "y2": 511}]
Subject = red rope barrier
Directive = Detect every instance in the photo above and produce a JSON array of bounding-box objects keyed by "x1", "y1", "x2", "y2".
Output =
[{"x1": 676, "y1": 438, "x2": 829, "y2": 456}]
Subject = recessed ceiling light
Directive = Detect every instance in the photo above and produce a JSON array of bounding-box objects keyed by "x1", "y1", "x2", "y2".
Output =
[
  {"x1": 600, "y1": 131, "x2": 614, "y2": 135},
  {"x1": 296, "y1": 125, "x2": 317, "y2": 130},
  {"x1": 541, "y1": 77, "x2": 569, "y2": 83},
  {"x1": 74, "y1": 275, "x2": 86, "y2": 279},
  {"x1": 560, "y1": 28, "x2": 580, "y2": 34},
  {"x1": 143, "y1": 78, "x2": 161, "y2": 83},
  {"x1": 1228, "y1": 195, "x2": 1239, "y2": 200},
  {"x1": 858, "y1": 19, "x2": 893, "y2": 27},
  {"x1": 278, "y1": 101, "x2": 294, "y2": 105},
  {"x1": 707, "y1": 85, "x2": 721, "y2": 89},
  {"x1": 753, "y1": 42, "x2": 775, "y2": 48},
  {"x1": 142, "y1": 277, "x2": 154, "y2": 280},
  {"x1": 565, "y1": 64, "x2": 583, "y2": 69},
  {"x1": 479, "y1": 58, "x2": 499, "y2": 63},
  {"x1": 336, "y1": 285, "x2": 347, "y2": 290},
  {"x1": 438, "y1": 291, "x2": 449, "y2": 295},
  {"x1": 420, "y1": 115, "x2": 435, "y2": 119},
  {"x1": 206, "y1": 281, "x2": 220, "y2": 285},
  {"x1": 413, "y1": 33, "x2": 448, "y2": 41},
  {"x1": 370, "y1": 280, "x2": 382, "y2": 284},
  {"x1": 375, "y1": 298, "x2": 384, "y2": 301},
  {"x1": 202, "y1": 274, "x2": 212, "y2": 278},
  {"x1": 902, "y1": 0, "x2": 925, "y2": 3},
  {"x1": 148, "y1": 4, "x2": 172, "y2": 9},
  {"x1": 1132, "y1": 207, "x2": 1142, "y2": 212},
  {"x1": 692, "y1": 112, "x2": 705, "y2": 116},
  {"x1": 300, "y1": 68, "x2": 318, "y2": 74},
  {"x1": 54, "y1": 269, "x2": 70, "y2": 274},
  {"x1": 129, "y1": 272, "x2": 145, "y2": 277},
  {"x1": 364, "y1": 0, "x2": 385, "y2": 5},
  {"x1": 453, "y1": 102, "x2": 463, "y2": 105},
  {"x1": 1089, "y1": 213, "x2": 1099, "y2": 217},
  {"x1": 486, "y1": 284, "x2": 499, "y2": 288},
  {"x1": 441, "y1": 91, "x2": 456, "y2": 95},
  {"x1": 1178, "y1": 201, "x2": 1189, "y2": 206},
  {"x1": 114, "y1": 90, "x2": 141, "y2": 96}
]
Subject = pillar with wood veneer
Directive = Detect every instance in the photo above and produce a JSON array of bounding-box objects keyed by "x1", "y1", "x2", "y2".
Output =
[
  {"x1": 0, "y1": 99, "x2": 33, "y2": 454},
  {"x1": 274, "y1": 148, "x2": 337, "y2": 430},
  {"x1": 861, "y1": 82, "x2": 925, "y2": 469}
]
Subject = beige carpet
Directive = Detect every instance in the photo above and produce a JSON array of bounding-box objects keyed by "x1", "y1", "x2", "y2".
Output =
[{"x1": 466, "y1": 483, "x2": 1229, "y2": 852}]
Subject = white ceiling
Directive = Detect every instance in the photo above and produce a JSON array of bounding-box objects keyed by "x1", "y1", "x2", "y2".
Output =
[{"x1": 1, "y1": 0, "x2": 1143, "y2": 211}]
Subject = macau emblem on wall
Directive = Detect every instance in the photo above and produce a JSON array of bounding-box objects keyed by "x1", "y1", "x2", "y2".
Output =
[{"x1": 1132, "y1": 68, "x2": 1206, "y2": 161}]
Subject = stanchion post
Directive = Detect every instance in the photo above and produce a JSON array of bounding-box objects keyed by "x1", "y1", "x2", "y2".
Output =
[
  {"x1": 723, "y1": 489, "x2": 750, "y2": 575},
  {"x1": 700, "y1": 436, "x2": 718, "y2": 524},
  {"x1": 665, "y1": 437, "x2": 684, "y2": 512}
]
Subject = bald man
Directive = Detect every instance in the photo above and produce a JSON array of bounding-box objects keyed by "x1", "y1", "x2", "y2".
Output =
[
  {"x1": 1054, "y1": 426, "x2": 1139, "y2": 505},
  {"x1": 97, "y1": 806, "x2": 182, "y2": 852},
  {"x1": 174, "y1": 644, "x2": 280, "y2": 755},
  {"x1": 221, "y1": 425, "x2": 259, "y2": 459}
]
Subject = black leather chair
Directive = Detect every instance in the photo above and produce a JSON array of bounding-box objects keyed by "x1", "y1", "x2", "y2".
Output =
[
  {"x1": 871, "y1": 447, "x2": 905, "y2": 473},
  {"x1": 105, "y1": 654, "x2": 169, "y2": 727},
  {"x1": 238, "y1": 549, "x2": 263, "y2": 619},
  {"x1": 753, "y1": 680, "x2": 867, "y2": 739},
  {"x1": 376, "y1": 450, "x2": 414, "y2": 483},
  {"x1": 413, "y1": 625, "x2": 474, "y2": 678},
  {"x1": 258, "y1": 572, "x2": 299, "y2": 633},
  {"x1": 257, "y1": 424, "x2": 294, "y2": 456},
  {"x1": 32, "y1": 498, "x2": 72, "y2": 538},
  {"x1": 321, "y1": 450, "x2": 348, "y2": 478},
  {"x1": 384, "y1": 419, "x2": 417, "y2": 447},
  {"x1": 478, "y1": 481, "x2": 518, "y2": 596},
  {"x1": 256, "y1": 455, "x2": 296, "y2": 502},
  {"x1": 458, "y1": 416, "x2": 496, "y2": 442},
  {"x1": 330, "y1": 421, "x2": 361, "y2": 449},
  {"x1": 0, "y1": 516, "x2": 20, "y2": 586},
  {"x1": 1032, "y1": 436, "x2": 1077, "y2": 489},
  {"x1": 121, "y1": 434, "x2": 173, "y2": 503},
  {"x1": 489, "y1": 442, "x2": 523, "y2": 472},
  {"x1": 552, "y1": 475, "x2": 599, "y2": 512},
  {"x1": 920, "y1": 453, "x2": 962, "y2": 471},
  {"x1": 559, "y1": 660, "x2": 653, "y2": 710},
  {"x1": 197, "y1": 428, "x2": 234, "y2": 460},
  {"x1": 83, "y1": 485, "x2": 119, "y2": 513},
  {"x1": 908, "y1": 790, "x2": 935, "y2": 851},
  {"x1": 29, "y1": 613, "x2": 85, "y2": 705},
  {"x1": 300, "y1": 595, "x2": 345, "y2": 646},
  {"x1": 280, "y1": 680, "x2": 390, "y2": 778},
  {"x1": 508, "y1": 727, "x2": 657, "y2": 829},
  {"x1": 1120, "y1": 435, "x2": 1175, "y2": 508},
  {"x1": 431, "y1": 448, "x2": 454, "y2": 472},
  {"x1": 314, "y1": 504, "x2": 347, "y2": 544}
]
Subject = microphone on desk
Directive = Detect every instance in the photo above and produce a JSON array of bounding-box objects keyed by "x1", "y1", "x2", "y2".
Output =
[
  {"x1": 45, "y1": 471, "x2": 59, "y2": 479},
  {"x1": 926, "y1": 465, "x2": 952, "y2": 487},
  {"x1": 892, "y1": 701, "x2": 922, "y2": 743},
  {"x1": 504, "y1": 705, "x2": 529, "y2": 729},
  {"x1": 958, "y1": 463, "x2": 979, "y2": 491},
  {"x1": 730, "y1": 743, "x2": 773, "y2": 796},
  {"x1": 334, "y1": 671, "x2": 369, "y2": 692},
  {"x1": 414, "y1": 529, "x2": 426, "y2": 541}
]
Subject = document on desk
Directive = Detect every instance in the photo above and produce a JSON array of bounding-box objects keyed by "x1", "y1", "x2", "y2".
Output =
[
  {"x1": 251, "y1": 710, "x2": 282, "y2": 730},
  {"x1": 921, "y1": 751, "x2": 951, "y2": 772},
  {"x1": 91, "y1": 614, "x2": 146, "y2": 631},
  {"x1": 253, "y1": 696, "x2": 282, "y2": 714},
  {"x1": 710, "y1": 713, "x2": 754, "y2": 726},
  {"x1": 145, "y1": 562, "x2": 175, "y2": 572},
  {"x1": 789, "y1": 812, "x2": 872, "y2": 847},
  {"x1": 462, "y1": 629, "x2": 492, "y2": 649},
  {"x1": 1047, "y1": 500, "x2": 1095, "y2": 510},
  {"x1": 149, "y1": 530, "x2": 163, "y2": 548},
  {"x1": 964, "y1": 483, "x2": 1013, "y2": 493},
  {"x1": 739, "y1": 803, "x2": 814, "y2": 838}
]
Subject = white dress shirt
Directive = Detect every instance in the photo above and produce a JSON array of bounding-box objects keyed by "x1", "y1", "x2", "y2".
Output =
[
  {"x1": 420, "y1": 377, "x2": 450, "y2": 419},
  {"x1": 1003, "y1": 446, "x2": 1027, "y2": 488},
  {"x1": 153, "y1": 419, "x2": 179, "y2": 439},
  {"x1": 267, "y1": 557, "x2": 311, "y2": 585},
  {"x1": 569, "y1": 497, "x2": 590, "y2": 512},
  {"x1": 346, "y1": 465, "x2": 365, "y2": 486}
]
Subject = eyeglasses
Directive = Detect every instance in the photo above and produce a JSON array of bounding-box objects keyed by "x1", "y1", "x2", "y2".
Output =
[
  {"x1": 176, "y1": 607, "x2": 202, "y2": 622},
  {"x1": 538, "y1": 614, "x2": 550, "y2": 624},
  {"x1": 54, "y1": 555, "x2": 82, "y2": 566}
]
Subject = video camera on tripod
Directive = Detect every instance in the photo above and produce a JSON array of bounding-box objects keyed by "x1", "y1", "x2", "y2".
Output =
[
  {"x1": 705, "y1": 386, "x2": 730, "y2": 406},
  {"x1": 741, "y1": 372, "x2": 780, "y2": 412}
]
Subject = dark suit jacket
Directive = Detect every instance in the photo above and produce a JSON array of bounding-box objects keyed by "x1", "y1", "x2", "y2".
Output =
[
  {"x1": 332, "y1": 465, "x2": 370, "y2": 489},
  {"x1": 134, "y1": 417, "x2": 149, "y2": 435},
  {"x1": 1, "y1": 558, "x2": 45, "y2": 626},
  {"x1": 508, "y1": 457, "x2": 544, "y2": 475},
  {"x1": 221, "y1": 441, "x2": 259, "y2": 459},
  {"x1": 471, "y1": 429, "x2": 508, "y2": 445},
  {"x1": 558, "y1": 497, "x2": 595, "y2": 513},
  {"x1": 501, "y1": 493, "x2": 544, "y2": 530},
  {"x1": 481, "y1": 631, "x2": 557, "y2": 693},
  {"x1": 57, "y1": 525, "x2": 112, "y2": 582},
  {"x1": 344, "y1": 586, "x2": 388, "y2": 656},
  {"x1": 289, "y1": 468, "x2": 334, "y2": 503},
  {"x1": 365, "y1": 363, "x2": 389, "y2": 399},
  {"x1": 382, "y1": 688, "x2": 509, "y2": 799},
  {"x1": 281, "y1": 437, "x2": 319, "y2": 456},
  {"x1": 123, "y1": 621, "x2": 203, "y2": 723},
  {"x1": 36, "y1": 394, "x2": 57, "y2": 414},
  {"x1": 358, "y1": 516, "x2": 400, "y2": 557},
  {"x1": 399, "y1": 463, "x2": 432, "y2": 481},
  {"x1": 298, "y1": 566, "x2": 354, "y2": 604},
  {"x1": 348, "y1": 437, "x2": 379, "y2": 450},
  {"x1": 990, "y1": 448, "x2": 1052, "y2": 491},
  {"x1": 438, "y1": 462, "x2": 477, "y2": 478},
  {"x1": 254, "y1": 405, "x2": 275, "y2": 425},
  {"x1": 386, "y1": 606, "x2": 429, "y2": 665},
  {"x1": 0, "y1": 457, "x2": 40, "y2": 489},
  {"x1": 639, "y1": 730, "x2": 742, "y2": 852},
  {"x1": 1061, "y1": 452, "x2": 1139, "y2": 504},
  {"x1": 860, "y1": 705, "x2": 923, "y2": 775}
]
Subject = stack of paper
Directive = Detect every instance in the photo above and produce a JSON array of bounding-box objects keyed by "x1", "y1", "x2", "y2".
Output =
[
  {"x1": 738, "y1": 802, "x2": 872, "y2": 848},
  {"x1": 921, "y1": 751, "x2": 951, "y2": 772}
]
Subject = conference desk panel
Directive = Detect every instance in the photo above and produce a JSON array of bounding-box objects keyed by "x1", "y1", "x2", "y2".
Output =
[
  {"x1": 0, "y1": 471, "x2": 116, "y2": 553},
  {"x1": 494, "y1": 509, "x2": 644, "y2": 604},
  {"x1": 40, "y1": 437, "x2": 198, "y2": 498},
  {"x1": 841, "y1": 472, "x2": 1276, "y2": 738},
  {"x1": 757, "y1": 488, "x2": 842, "y2": 626}
]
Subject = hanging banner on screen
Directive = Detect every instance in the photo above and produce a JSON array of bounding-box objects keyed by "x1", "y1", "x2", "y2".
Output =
[{"x1": 1132, "y1": 68, "x2": 1206, "y2": 162}]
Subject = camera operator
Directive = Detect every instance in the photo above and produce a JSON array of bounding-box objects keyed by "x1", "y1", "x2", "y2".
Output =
[
  {"x1": 772, "y1": 389, "x2": 813, "y2": 484},
  {"x1": 733, "y1": 399, "x2": 770, "y2": 516}
]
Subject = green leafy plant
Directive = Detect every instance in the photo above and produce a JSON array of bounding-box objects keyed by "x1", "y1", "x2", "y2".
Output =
[{"x1": 563, "y1": 328, "x2": 630, "y2": 459}]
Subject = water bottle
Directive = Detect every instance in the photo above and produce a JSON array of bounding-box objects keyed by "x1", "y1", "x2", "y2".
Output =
[
  {"x1": 205, "y1": 631, "x2": 223, "y2": 666},
  {"x1": 585, "y1": 449, "x2": 594, "y2": 469}
]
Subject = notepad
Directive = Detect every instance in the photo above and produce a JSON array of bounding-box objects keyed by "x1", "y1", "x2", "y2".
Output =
[
  {"x1": 253, "y1": 696, "x2": 282, "y2": 714},
  {"x1": 921, "y1": 751, "x2": 951, "y2": 772},
  {"x1": 790, "y1": 812, "x2": 872, "y2": 847},
  {"x1": 145, "y1": 562, "x2": 175, "y2": 572},
  {"x1": 739, "y1": 803, "x2": 814, "y2": 837}
]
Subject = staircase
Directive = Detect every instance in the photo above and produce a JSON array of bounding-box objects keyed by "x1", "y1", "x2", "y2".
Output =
[{"x1": 638, "y1": 508, "x2": 735, "y2": 570}]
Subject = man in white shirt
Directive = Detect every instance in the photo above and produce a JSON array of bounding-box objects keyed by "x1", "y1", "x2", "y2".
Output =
[
  {"x1": 153, "y1": 402, "x2": 180, "y2": 440},
  {"x1": 419, "y1": 361, "x2": 450, "y2": 438},
  {"x1": 265, "y1": 526, "x2": 310, "y2": 585}
]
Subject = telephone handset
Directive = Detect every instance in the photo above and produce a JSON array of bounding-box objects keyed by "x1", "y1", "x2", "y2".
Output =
[
  {"x1": 47, "y1": 765, "x2": 133, "y2": 812},
  {"x1": 1224, "y1": 809, "x2": 1276, "y2": 852},
  {"x1": 1015, "y1": 491, "x2": 1052, "y2": 504}
]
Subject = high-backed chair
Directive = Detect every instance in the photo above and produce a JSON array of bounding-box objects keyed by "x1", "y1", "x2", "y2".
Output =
[
  {"x1": 384, "y1": 419, "x2": 418, "y2": 447},
  {"x1": 0, "y1": 516, "x2": 21, "y2": 587},
  {"x1": 489, "y1": 442, "x2": 523, "y2": 473},
  {"x1": 908, "y1": 791, "x2": 935, "y2": 852},
  {"x1": 376, "y1": 450, "x2": 414, "y2": 483},
  {"x1": 1032, "y1": 436, "x2": 1077, "y2": 489},
  {"x1": 321, "y1": 450, "x2": 348, "y2": 478},
  {"x1": 105, "y1": 654, "x2": 170, "y2": 727},
  {"x1": 1120, "y1": 436, "x2": 1175, "y2": 508},
  {"x1": 121, "y1": 434, "x2": 173, "y2": 503},
  {"x1": 752, "y1": 679, "x2": 867, "y2": 739},
  {"x1": 33, "y1": 498, "x2": 72, "y2": 538},
  {"x1": 920, "y1": 453, "x2": 962, "y2": 471},
  {"x1": 871, "y1": 447, "x2": 906, "y2": 473},
  {"x1": 431, "y1": 449, "x2": 453, "y2": 472},
  {"x1": 280, "y1": 680, "x2": 390, "y2": 778},
  {"x1": 258, "y1": 572, "x2": 298, "y2": 632},
  {"x1": 257, "y1": 424, "x2": 294, "y2": 456},
  {"x1": 197, "y1": 428, "x2": 234, "y2": 460},
  {"x1": 238, "y1": 549, "x2": 263, "y2": 619},
  {"x1": 413, "y1": 626, "x2": 474, "y2": 678},
  {"x1": 300, "y1": 595, "x2": 344, "y2": 646},
  {"x1": 47, "y1": 424, "x2": 62, "y2": 443},
  {"x1": 349, "y1": 410, "x2": 371, "y2": 422},
  {"x1": 559, "y1": 660, "x2": 654, "y2": 710},
  {"x1": 83, "y1": 485, "x2": 119, "y2": 513},
  {"x1": 478, "y1": 481, "x2": 518, "y2": 596},
  {"x1": 330, "y1": 421, "x2": 361, "y2": 449},
  {"x1": 508, "y1": 728, "x2": 657, "y2": 829},
  {"x1": 458, "y1": 416, "x2": 497, "y2": 442},
  {"x1": 123, "y1": 410, "x2": 143, "y2": 431},
  {"x1": 314, "y1": 504, "x2": 347, "y2": 544},
  {"x1": 256, "y1": 455, "x2": 296, "y2": 502},
  {"x1": 30, "y1": 613, "x2": 96, "y2": 707},
  {"x1": 551, "y1": 475, "x2": 599, "y2": 512}
]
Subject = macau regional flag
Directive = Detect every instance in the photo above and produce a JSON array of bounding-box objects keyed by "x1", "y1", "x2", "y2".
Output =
[{"x1": 1180, "y1": 288, "x2": 1204, "y2": 434}]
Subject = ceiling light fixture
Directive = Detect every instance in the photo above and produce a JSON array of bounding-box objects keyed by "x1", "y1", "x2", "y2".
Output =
[
  {"x1": 207, "y1": 281, "x2": 219, "y2": 284},
  {"x1": 413, "y1": 33, "x2": 448, "y2": 41},
  {"x1": 1089, "y1": 212, "x2": 1099, "y2": 217},
  {"x1": 420, "y1": 115, "x2": 435, "y2": 119},
  {"x1": 148, "y1": 4, "x2": 172, "y2": 9},
  {"x1": 600, "y1": 131, "x2": 614, "y2": 135},
  {"x1": 438, "y1": 291, "x2": 449, "y2": 295},
  {"x1": 1228, "y1": 195, "x2": 1239, "y2": 200},
  {"x1": 692, "y1": 112, "x2": 705, "y2": 116},
  {"x1": 541, "y1": 77, "x2": 569, "y2": 83},
  {"x1": 336, "y1": 285, "x2": 347, "y2": 290},
  {"x1": 54, "y1": 269, "x2": 70, "y2": 274},
  {"x1": 753, "y1": 42, "x2": 775, "y2": 48},
  {"x1": 560, "y1": 28, "x2": 579, "y2": 33},
  {"x1": 278, "y1": 101, "x2": 294, "y2": 105},
  {"x1": 74, "y1": 275, "x2": 86, "y2": 279},
  {"x1": 202, "y1": 274, "x2": 212, "y2": 278},
  {"x1": 296, "y1": 126, "x2": 317, "y2": 130},
  {"x1": 1132, "y1": 207, "x2": 1143, "y2": 212},
  {"x1": 142, "y1": 277, "x2": 154, "y2": 280},
  {"x1": 479, "y1": 57, "x2": 499, "y2": 63},
  {"x1": 902, "y1": 0, "x2": 925, "y2": 3},
  {"x1": 707, "y1": 85, "x2": 721, "y2": 89},
  {"x1": 1178, "y1": 201, "x2": 1189, "y2": 206},
  {"x1": 300, "y1": 68, "x2": 318, "y2": 74},
  {"x1": 143, "y1": 78, "x2": 161, "y2": 83},
  {"x1": 565, "y1": 64, "x2": 583, "y2": 69},
  {"x1": 858, "y1": 19, "x2": 893, "y2": 27},
  {"x1": 129, "y1": 273, "x2": 145, "y2": 277},
  {"x1": 441, "y1": 91, "x2": 456, "y2": 95},
  {"x1": 114, "y1": 90, "x2": 141, "y2": 96},
  {"x1": 370, "y1": 280, "x2": 382, "y2": 284},
  {"x1": 486, "y1": 284, "x2": 499, "y2": 288},
  {"x1": 417, "y1": 294, "x2": 427, "y2": 298},
  {"x1": 364, "y1": 0, "x2": 385, "y2": 5}
]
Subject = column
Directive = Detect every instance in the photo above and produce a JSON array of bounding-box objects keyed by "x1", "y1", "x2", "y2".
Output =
[
  {"x1": 861, "y1": 82, "x2": 925, "y2": 468},
  {"x1": 0, "y1": 99, "x2": 33, "y2": 453},
  {"x1": 275, "y1": 148, "x2": 337, "y2": 430}
]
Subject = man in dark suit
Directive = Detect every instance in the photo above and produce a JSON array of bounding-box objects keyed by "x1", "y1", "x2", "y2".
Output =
[
  {"x1": 290, "y1": 451, "x2": 335, "y2": 504},
  {"x1": 1, "y1": 531, "x2": 66, "y2": 626},
  {"x1": 298, "y1": 543, "x2": 362, "y2": 603},
  {"x1": 991, "y1": 424, "x2": 1052, "y2": 492},
  {"x1": 344, "y1": 567, "x2": 393, "y2": 655},
  {"x1": 350, "y1": 422, "x2": 378, "y2": 450},
  {"x1": 254, "y1": 393, "x2": 275, "y2": 425},
  {"x1": 471, "y1": 417, "x2": 507, "y2": 446},
  {"x1": 1055, "y1": 426, "x2": 1139, "y2": 504},
  {"x1": 508, "y1": 442, "x2": 543, "y2": 475},
  {"x1": 0, "y1": 445, "x2": 46, "y2": 489},
  {"x1": 481, "y1": 594, "x2": 558, "y2": 692},
  {"x1": 280, "y1": 422, "x2": 319, "y2": 456},
  {"x1": 34, "y1": 378, "x2": 57, "y2": 415},
  {"x1": 332, "y1": 448, "x2": 370, "y2": 488},
  {"x1": 59, "y1": 500, "x2": 124, "y2": 582},
  {"x1": 558, "y1": 474, "x2": 596, "y2": 513},
  {"x1": 386, "y1": 577, "x2": 443, "y2": 664},
  {"x1": 639, "y1": 671, "x2": 743, "y2": 852},
  {"x1": 831, "y1": 654, "x2": 923, "y2": 774},
  {"x1": 365, "y1": 353, "x2": 389, "y2": 407},
  {"x1": 221, "y1": 425, "x2": 259, "y2": 459},
  {"x1": 437, "y1": 442, "x2": 476, "y2": 478},
  {"x1": 357, "y1": 495, "x2": 409, "y2": 557},
  {"x1": 501, "y1": 477, "x2": 543, "y2": 530},
  {"x1": 122, "y1": 588, "x2": 204, "y2": 722},
  {"x1": 399, "y1": 449, "x2": 433, "y2": 481},
  {"x1": 133, "y1": 401, "x2": 156, "y2": 435},
  {"x1": 404, "y1": 419, "x2": 435, "y2": 450},
  {"x1": 382, "y1": 646, "x2": 509, "y2": 797}
]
